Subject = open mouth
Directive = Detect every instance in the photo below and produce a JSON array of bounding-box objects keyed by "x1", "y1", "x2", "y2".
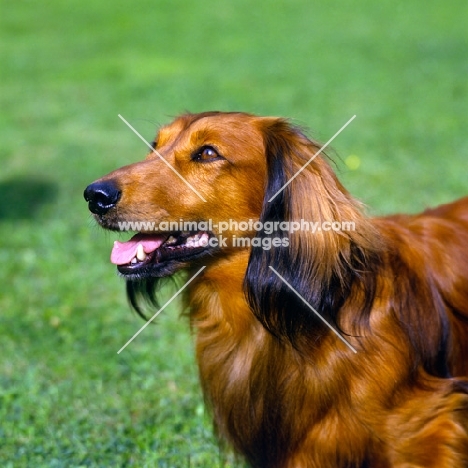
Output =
[{"x1": 111, "y1": 231, "x2": 214, "y2": 279}]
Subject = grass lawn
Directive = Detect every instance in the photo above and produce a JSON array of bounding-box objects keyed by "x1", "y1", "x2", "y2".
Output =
[{"x1": 1, "y1": 0, "x2": 467, "y2": 466}]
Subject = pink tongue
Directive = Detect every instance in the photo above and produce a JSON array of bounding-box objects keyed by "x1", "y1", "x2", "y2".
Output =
[{"x1": 110, "y1": 233, "x2": 166, "y2": 265}]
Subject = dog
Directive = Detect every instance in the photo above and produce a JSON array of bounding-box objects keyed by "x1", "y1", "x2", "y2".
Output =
[{"x1": 84, "y1": 111, "x2": 468, "y2": 467}]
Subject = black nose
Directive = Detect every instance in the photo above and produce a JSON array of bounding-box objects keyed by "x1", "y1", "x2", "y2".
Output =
[{"x1": 84, "y1": 180, "x2": 121, "y2": 215}]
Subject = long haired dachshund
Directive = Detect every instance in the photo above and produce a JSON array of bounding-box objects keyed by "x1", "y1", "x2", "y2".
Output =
[{"x1": 84, "y1": 112, "x2": 468, "y2": 467}]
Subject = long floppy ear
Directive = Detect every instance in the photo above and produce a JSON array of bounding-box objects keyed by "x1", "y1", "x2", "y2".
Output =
[{"x1": 244, "y1": 119, "x2": 381, "y2": 347}]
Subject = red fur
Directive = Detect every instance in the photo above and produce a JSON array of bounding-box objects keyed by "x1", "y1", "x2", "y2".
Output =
[{"x1": 86, "y1": 112, "x2": 468, "y2": 467}]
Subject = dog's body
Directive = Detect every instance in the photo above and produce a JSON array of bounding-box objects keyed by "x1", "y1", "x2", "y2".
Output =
[{"x1": 85, "y1": 112, "x2": 468, "y2": 467}]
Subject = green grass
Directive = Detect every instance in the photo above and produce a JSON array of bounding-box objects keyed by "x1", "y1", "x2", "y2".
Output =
[{"x1": 1, "y1": 0, "x2": 467, "y2": 466}]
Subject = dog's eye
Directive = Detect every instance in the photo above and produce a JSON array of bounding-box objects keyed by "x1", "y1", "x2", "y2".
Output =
[{"x1": 192, "y1": 146, "x2": 223, "y2": 163}]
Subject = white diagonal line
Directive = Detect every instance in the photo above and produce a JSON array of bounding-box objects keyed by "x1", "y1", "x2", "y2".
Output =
[
  {"x1": 268, "y1": 266, "x2": 357, "y2": 353},
  {"x1": 268, "y1": 115, "x2": 356, "y2": 202},
  {"x1": 117, "y1": 266, "x2": 206, "y2": 354},
  {"x1": 118, "y1": 114, "x2": 207, "y2": 202}
]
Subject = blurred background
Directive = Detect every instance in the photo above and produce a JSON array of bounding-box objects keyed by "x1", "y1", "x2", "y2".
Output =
[{"x1": 1, "y1": 0, "x2": 467, "y2": 466}]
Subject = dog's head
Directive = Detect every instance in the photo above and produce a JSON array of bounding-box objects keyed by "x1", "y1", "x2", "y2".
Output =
[
  {"x1": 84, "y1": 112, "x2": 270, "y2": 279},
  {"x1": 85, "y1": 111, "x2": 379, "y2": 341}
]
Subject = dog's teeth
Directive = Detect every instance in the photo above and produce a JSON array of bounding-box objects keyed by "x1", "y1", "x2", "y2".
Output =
[
  {"x1": 186, "y1": 234, "x2": 203, "y2": 247},
  {"x1": 136, "y1": 244, "x2": 146, "y2": 261},
  {"x1": 199, "y1": 233, "x2": 209, "y2": 246},
  {"x1": 131, "y1": 257, "x2": 138, "y2": 264},
  {"x1": 166, "y1": 235, "x2": 177, "y2": 244}
]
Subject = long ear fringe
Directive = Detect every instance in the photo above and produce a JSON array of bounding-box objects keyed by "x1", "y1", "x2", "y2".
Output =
[{"x1": 244, "y1": 120, "x2": 382, "y2": 348}]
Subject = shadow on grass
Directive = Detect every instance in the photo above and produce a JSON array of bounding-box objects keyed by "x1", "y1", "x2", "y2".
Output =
[{"x1": 0, "y1": 176, "x2": 58, "y2": 220}]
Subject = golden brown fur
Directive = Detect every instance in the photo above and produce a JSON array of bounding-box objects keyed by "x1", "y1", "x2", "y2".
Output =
[{"x1": 85, "y1": 112, "x2": 468, "y2": 467}]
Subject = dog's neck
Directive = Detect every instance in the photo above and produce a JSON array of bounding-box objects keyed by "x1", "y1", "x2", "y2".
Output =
[{"x1": 189, "y1": 249, "x2": 258, "y2": 339}]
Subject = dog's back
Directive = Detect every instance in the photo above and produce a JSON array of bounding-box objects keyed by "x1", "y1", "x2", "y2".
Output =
[{"x1": 378, "y1": 196, "x2": 468, "y2": 376}]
